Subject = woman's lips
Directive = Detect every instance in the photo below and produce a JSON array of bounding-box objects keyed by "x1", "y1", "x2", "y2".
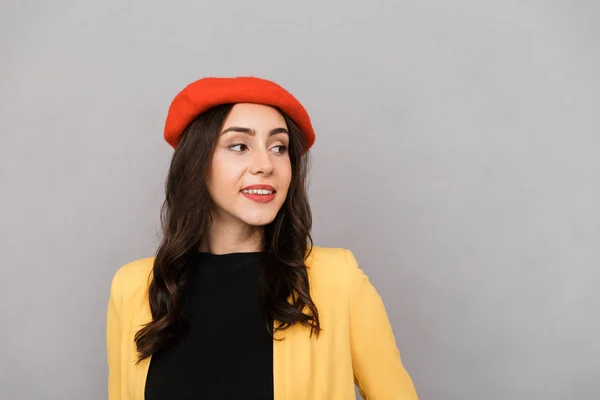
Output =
[
  {"x1": 241, "y1": 192, "x2": 276, "y2": 203},
  {"x1": 240, "y1": 184, "x2": 277, "y2": 203}
]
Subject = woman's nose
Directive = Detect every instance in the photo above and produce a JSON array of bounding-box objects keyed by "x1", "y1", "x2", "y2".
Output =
[{"x1": 249, "y1": 147, "x2": 274, "y2": 175}]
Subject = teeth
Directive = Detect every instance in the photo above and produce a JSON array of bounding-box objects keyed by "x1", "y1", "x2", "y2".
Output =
[{"x1": 243, "y1": 189, "x2": 273, "y2": 195}]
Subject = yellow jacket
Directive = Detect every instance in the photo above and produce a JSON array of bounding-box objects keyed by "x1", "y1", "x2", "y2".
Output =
[{"x1": 106, "y1": 246, "x2": 418, "y2": 399}]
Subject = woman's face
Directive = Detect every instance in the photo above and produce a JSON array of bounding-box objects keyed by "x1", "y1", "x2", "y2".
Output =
[{"x1": 207, "y1": 103, "x2": 292, "y2": 228}]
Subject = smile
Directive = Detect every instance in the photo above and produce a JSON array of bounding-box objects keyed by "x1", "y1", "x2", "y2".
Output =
[{"x1": 241, "y1": 189, "x2": 274, "y2": 195}]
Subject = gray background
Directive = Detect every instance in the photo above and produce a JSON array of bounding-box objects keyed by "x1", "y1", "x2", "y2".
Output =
[{"x1": 1, "y1": 0, "x2": 599, "y2": 399}]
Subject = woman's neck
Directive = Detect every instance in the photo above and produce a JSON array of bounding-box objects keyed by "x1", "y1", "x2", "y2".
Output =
[{"x1": 199, "y1": 220, "x2": 263, "y2": 255}]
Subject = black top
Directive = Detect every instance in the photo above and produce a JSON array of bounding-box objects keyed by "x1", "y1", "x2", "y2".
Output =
[{"x1": 145, "y1": 252, "x2": 274, "y2": 400}]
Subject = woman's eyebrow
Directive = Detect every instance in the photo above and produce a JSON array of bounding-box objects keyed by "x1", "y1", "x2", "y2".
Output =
[{"x1": 220, "y1": 127, "x2": 289, "y2": 136}]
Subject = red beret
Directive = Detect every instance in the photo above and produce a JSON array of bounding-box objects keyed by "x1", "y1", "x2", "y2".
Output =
[{"x1": 164, "y1": 76, "x2": 316, "y2": 151}]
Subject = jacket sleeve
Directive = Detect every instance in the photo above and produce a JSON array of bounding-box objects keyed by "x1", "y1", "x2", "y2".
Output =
[
  {"x1": 346, "y1": 249, "x2": 419, "y2": 400},
  {"x1": 106, "y1": 270, "x2": 122, "y2": 400}
]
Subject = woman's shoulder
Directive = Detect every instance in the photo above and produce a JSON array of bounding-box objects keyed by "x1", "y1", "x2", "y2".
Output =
[
  {"x1": 307, "y1": 246, "x2": 361, "y2": 285},
  {"x1": 308, "y1": 245, "x2": 358, "y2": 266},
  {"x1": 306, "y1": 246, "x2": 372, "y2": 311},
  {"x1": 109, "y1": 256, "x2": 155, "y2": 304},
  {"x1": 308, "y1": 245, "x2": 350, "y2": 264}
]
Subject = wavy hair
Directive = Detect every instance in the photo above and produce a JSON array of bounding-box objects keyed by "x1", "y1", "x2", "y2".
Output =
[{"x1": 134, "y1": 104, "x2": 320, "y2": 362}]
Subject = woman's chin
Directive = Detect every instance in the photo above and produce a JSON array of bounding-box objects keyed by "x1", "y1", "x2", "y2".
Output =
[{"x1": 240, "y1": 213, "x2": 278, "y2": 227}]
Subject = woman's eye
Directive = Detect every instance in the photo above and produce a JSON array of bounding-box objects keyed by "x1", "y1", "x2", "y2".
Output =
[
  {"x1": 271, "y1": 145, "x2": 288, "y2": 154},
  {"x1": 230, "y1": 144, "x2": 248, "y2": 152}
]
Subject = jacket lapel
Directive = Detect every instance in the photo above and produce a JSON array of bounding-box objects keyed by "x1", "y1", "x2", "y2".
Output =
[
  {"x1": 130, "y1": 286, "x2": 153, "y2": 399},
  {"x1": 273, "y1": 327, "x2": 287, "y2": 399}
]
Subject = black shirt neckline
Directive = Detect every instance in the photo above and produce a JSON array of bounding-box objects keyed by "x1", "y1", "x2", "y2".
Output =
[{"x1": 193, "y1": 251, "x2": 264, "y2": 266}]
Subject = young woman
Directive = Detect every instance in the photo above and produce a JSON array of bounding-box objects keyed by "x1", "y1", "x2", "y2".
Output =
[{"x1": 106, "y1": 77, "x2": 418, "y2": 399}]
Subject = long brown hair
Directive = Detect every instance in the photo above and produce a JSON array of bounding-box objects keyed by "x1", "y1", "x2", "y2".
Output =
[{"x1": 134, "y1": 104, "x2": 320, "y2": 362}]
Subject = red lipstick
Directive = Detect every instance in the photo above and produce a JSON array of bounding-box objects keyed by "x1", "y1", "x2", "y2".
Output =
[{"x1": 240, "y1": 184, "x2": 276, "y2": 203}]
